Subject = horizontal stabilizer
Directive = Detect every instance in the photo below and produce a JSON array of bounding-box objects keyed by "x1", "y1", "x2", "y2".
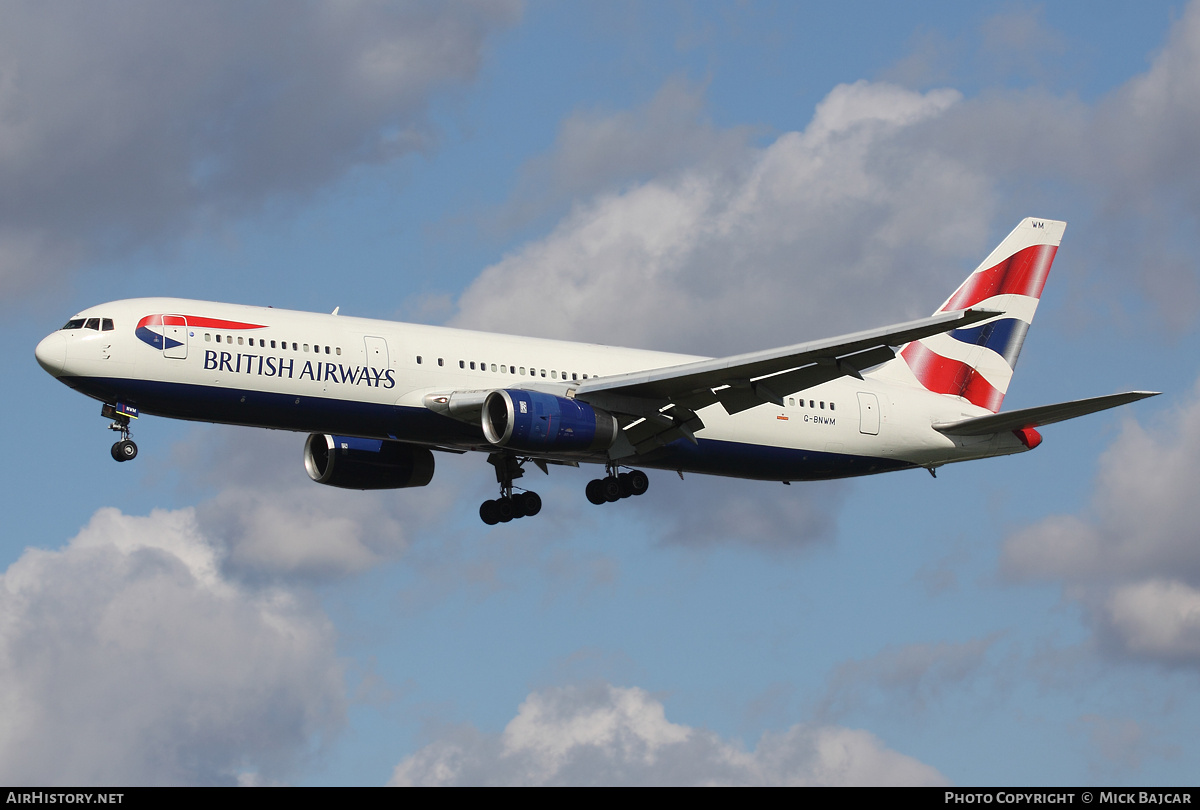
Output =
[{"x1": 933, "y1": 391, "x2": 1160, "y2": 436}]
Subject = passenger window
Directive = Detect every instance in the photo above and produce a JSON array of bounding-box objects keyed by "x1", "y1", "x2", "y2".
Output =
[
  {"x1": 303, "y1": 344, "x2": 309, "y2": 352},
  {"x1": 238, "y1": 336, "x2": 244, "y2": 345},
  {"x1": 336, "y1": 347, "x2": 341, "y2": 356},
  {"x1": 205, "y1": 334, "x2": 212, "y2": 342},
  {"x1": 470, "y1": 362, "x2": 476, "y2": 370},
  {"x1": 540, "y1": 369, "x2": 546, "y2": 378},
  {"x1": 215, "y1": 335, "x2": 222, "y2": 343},
  {"x1": 789, "y1": 398, "x2": 795, "y2": 406},
  {"x1": 830, "y1": 403, "x2": 835, "y2": 411},
  {"x1": 102, "y1": 319, "x2": 114, "y2": 331},
  {"x1": 438, "y1": 358, "x2": 444, "y2": 367},
  {"x1": 416, "y1": 356, "x2": 422, "y2": 364},
  {"x1": 490, "y1": 364, "x2": 497, "y2": 372},
  {"x1": 459, "y1": 360, "x2": 465, "y2": 369},
  {"x1": 519, "y1": 367, "x2": 526, "y2": 375},
  {"x1": 809, "y1": 400, "x2": 815, "y2": 408},
  {"x1": 820, "y1": 401, "x2": 825, "y2": 409}
]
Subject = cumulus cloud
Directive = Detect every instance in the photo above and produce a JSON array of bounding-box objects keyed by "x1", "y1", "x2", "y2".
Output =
[
  {"x1": 172, "y1": 426, "x2": 457, "y2": 580},
  {"x1": 388, "y1": 683, "x2": 947, "y2": 786},
  {"x1": 1002, "y1": 380, "x2": 1200, "y2": 665},
  {"x1": 454, "y1": 79, "x2": 986, "y2": 356},
  {"x1": 0, "y1": 0, "x2": 520, "y2": 299},
  {"x1": 0, "y1": 506, "x2": 344, "y2": 785}
]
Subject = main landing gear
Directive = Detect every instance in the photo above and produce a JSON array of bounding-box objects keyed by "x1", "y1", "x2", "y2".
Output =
[
  {"x1": 479, "y1": 453, "x2": 543, "y2": 525},
  {"x1": 585, "y1": 464, "x2": 649, "y2": 505},
  {"x1": 102, "y1": 403, "x2": 138, "y2": 462},
  {"x1": 477, "y1": 455, "x2": 651, "y2": 524}
]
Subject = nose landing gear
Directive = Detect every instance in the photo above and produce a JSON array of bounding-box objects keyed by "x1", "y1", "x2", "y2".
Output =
[{"x1": 102, "y1": 403, "x2": 139, "y2": 463}]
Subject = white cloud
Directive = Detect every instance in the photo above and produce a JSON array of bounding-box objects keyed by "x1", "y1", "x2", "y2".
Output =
[
  {"x1": 388, "y1": 683, "x2": 947, "y2": 786},
  {"x1": 0, "y1": 506, "x2": 344, "y2": 785},
  {"x1": 454, "y1": 80, "x2": 984, "y2": 356},
  {"x1": 0, "y1": 0, "x2": 520, "y2": 299},
  {"x1": 1002, "y1": 380, "x2": 1200, "y2": 665},
  {"x1": 174, "y1": 426, "x2": 457, "y2": 580},
  {"x1": 1106, "y1": 580, "x2": 1200, "y2": 662},
  {"x1": 1003, "y1": 385, "x2": 1200, "y2": 586}
]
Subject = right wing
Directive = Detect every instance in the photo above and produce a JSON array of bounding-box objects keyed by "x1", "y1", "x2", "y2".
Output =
[
  {"x1": 574, "y1": 308, "x2": 1001, "y2": 415},
  {"x1": 569, "y1": 307, "x2": 1000, "y2": 456}
]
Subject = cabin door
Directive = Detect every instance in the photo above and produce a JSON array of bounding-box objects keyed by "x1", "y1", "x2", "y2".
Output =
[
  {"x1": 162, "y1": 315, "x2": 188, "y2": 359},
  {"x1": 857, "y1": 392, "x2": 880, "y2": 435},
  {"x1": 364, "y1": 336, "x2": 389, "y2": 370}
]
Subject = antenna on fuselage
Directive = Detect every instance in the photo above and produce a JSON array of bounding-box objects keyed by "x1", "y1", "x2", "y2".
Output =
[{"x1": 332, "y1": 307, "x2": 339, "y2": 316}]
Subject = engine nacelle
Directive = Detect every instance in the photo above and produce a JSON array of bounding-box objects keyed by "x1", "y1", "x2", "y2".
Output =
[
  {"x1": 304, "y1": 434, "x2": 435, "y2": 490},
  {"x1": 482, "y1": 390, "x2": 618, "y2": 453}
]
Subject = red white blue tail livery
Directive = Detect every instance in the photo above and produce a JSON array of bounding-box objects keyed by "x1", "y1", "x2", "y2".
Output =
[{"x1": 887, "y1": 218, "x2": 1064, "y2": 412}]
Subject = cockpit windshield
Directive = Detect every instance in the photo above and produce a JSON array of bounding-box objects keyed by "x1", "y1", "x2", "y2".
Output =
[{"x1": 61, "y1": 317, "x2": 114, "y2": 331}]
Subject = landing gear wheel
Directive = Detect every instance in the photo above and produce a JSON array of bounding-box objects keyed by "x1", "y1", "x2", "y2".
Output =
[
  {"x1": 586, "y1": 478, "x2": 607, "y2": 505},
  {"x1": 510, "y1": 494, "x2": 528, "y2": 519},
  {"x1": 480, "y1": 499, "x2": 501, "y2": 525},
  {"x1": 497, "y1": 498, "x2": 514, "y2": 523},
  {"x1": 586, "y1": 468, "x2": 649, "y2": 506},
  {"x1": 628, "y1": 469, "x2": 649, "y2": 496},
  {"x1": 519, "y1": 491, "x2": 542, "y2": 517},
  {"x1": 111, "y1": 439, "x2": 138, "y2": 462},
  {"x1": 602, "y1": 476, "x2": 622, "y2": 503}
]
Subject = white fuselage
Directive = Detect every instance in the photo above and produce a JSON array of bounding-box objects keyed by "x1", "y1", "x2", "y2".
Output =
[{"x1": 36, "y1": 297, "x2": 1030, "y2": 482}]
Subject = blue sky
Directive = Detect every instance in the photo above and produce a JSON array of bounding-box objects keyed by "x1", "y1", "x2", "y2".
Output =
[{"x1": 4, "y1": 0, "x2": 1200, "y2": 785}]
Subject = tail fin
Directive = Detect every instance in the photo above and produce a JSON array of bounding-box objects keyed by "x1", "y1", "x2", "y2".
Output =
[{"x1": 873, "y1": 218, "x2": 1066, "y2": 412}]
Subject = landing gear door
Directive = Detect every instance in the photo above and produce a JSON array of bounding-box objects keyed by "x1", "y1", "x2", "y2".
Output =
[
  {"x1": 857, "y1": 392, "x2": 880, "y2": 435},
  {"x1": 364, "y1": 336, "x2": 389, "y2": 373},
  {"x1": 162, "y1": 315, "x2": 188, "y2": 360}
]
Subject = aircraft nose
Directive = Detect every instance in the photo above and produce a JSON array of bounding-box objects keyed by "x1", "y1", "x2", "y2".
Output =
[{"x1": 35, "y1": 331, "x2": 66, "y2": 376}]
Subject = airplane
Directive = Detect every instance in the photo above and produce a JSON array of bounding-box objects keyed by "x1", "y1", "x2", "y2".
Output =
[{"x1": 35, "y1": 217, "x2": 1157, "y2": 525}]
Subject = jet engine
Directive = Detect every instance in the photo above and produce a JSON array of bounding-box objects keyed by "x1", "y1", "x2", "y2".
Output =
[
  {"x1": 304, "y1": 434, "x2": 435, "y2": 489},
  {"x1": 481, "y1": 390, "x2": 618, "y2": 453}
]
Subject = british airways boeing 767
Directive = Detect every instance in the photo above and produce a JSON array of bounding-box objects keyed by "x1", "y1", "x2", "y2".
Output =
[{"x1": 35, "y1": 218, "x2": 1157, "y2": 524}]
